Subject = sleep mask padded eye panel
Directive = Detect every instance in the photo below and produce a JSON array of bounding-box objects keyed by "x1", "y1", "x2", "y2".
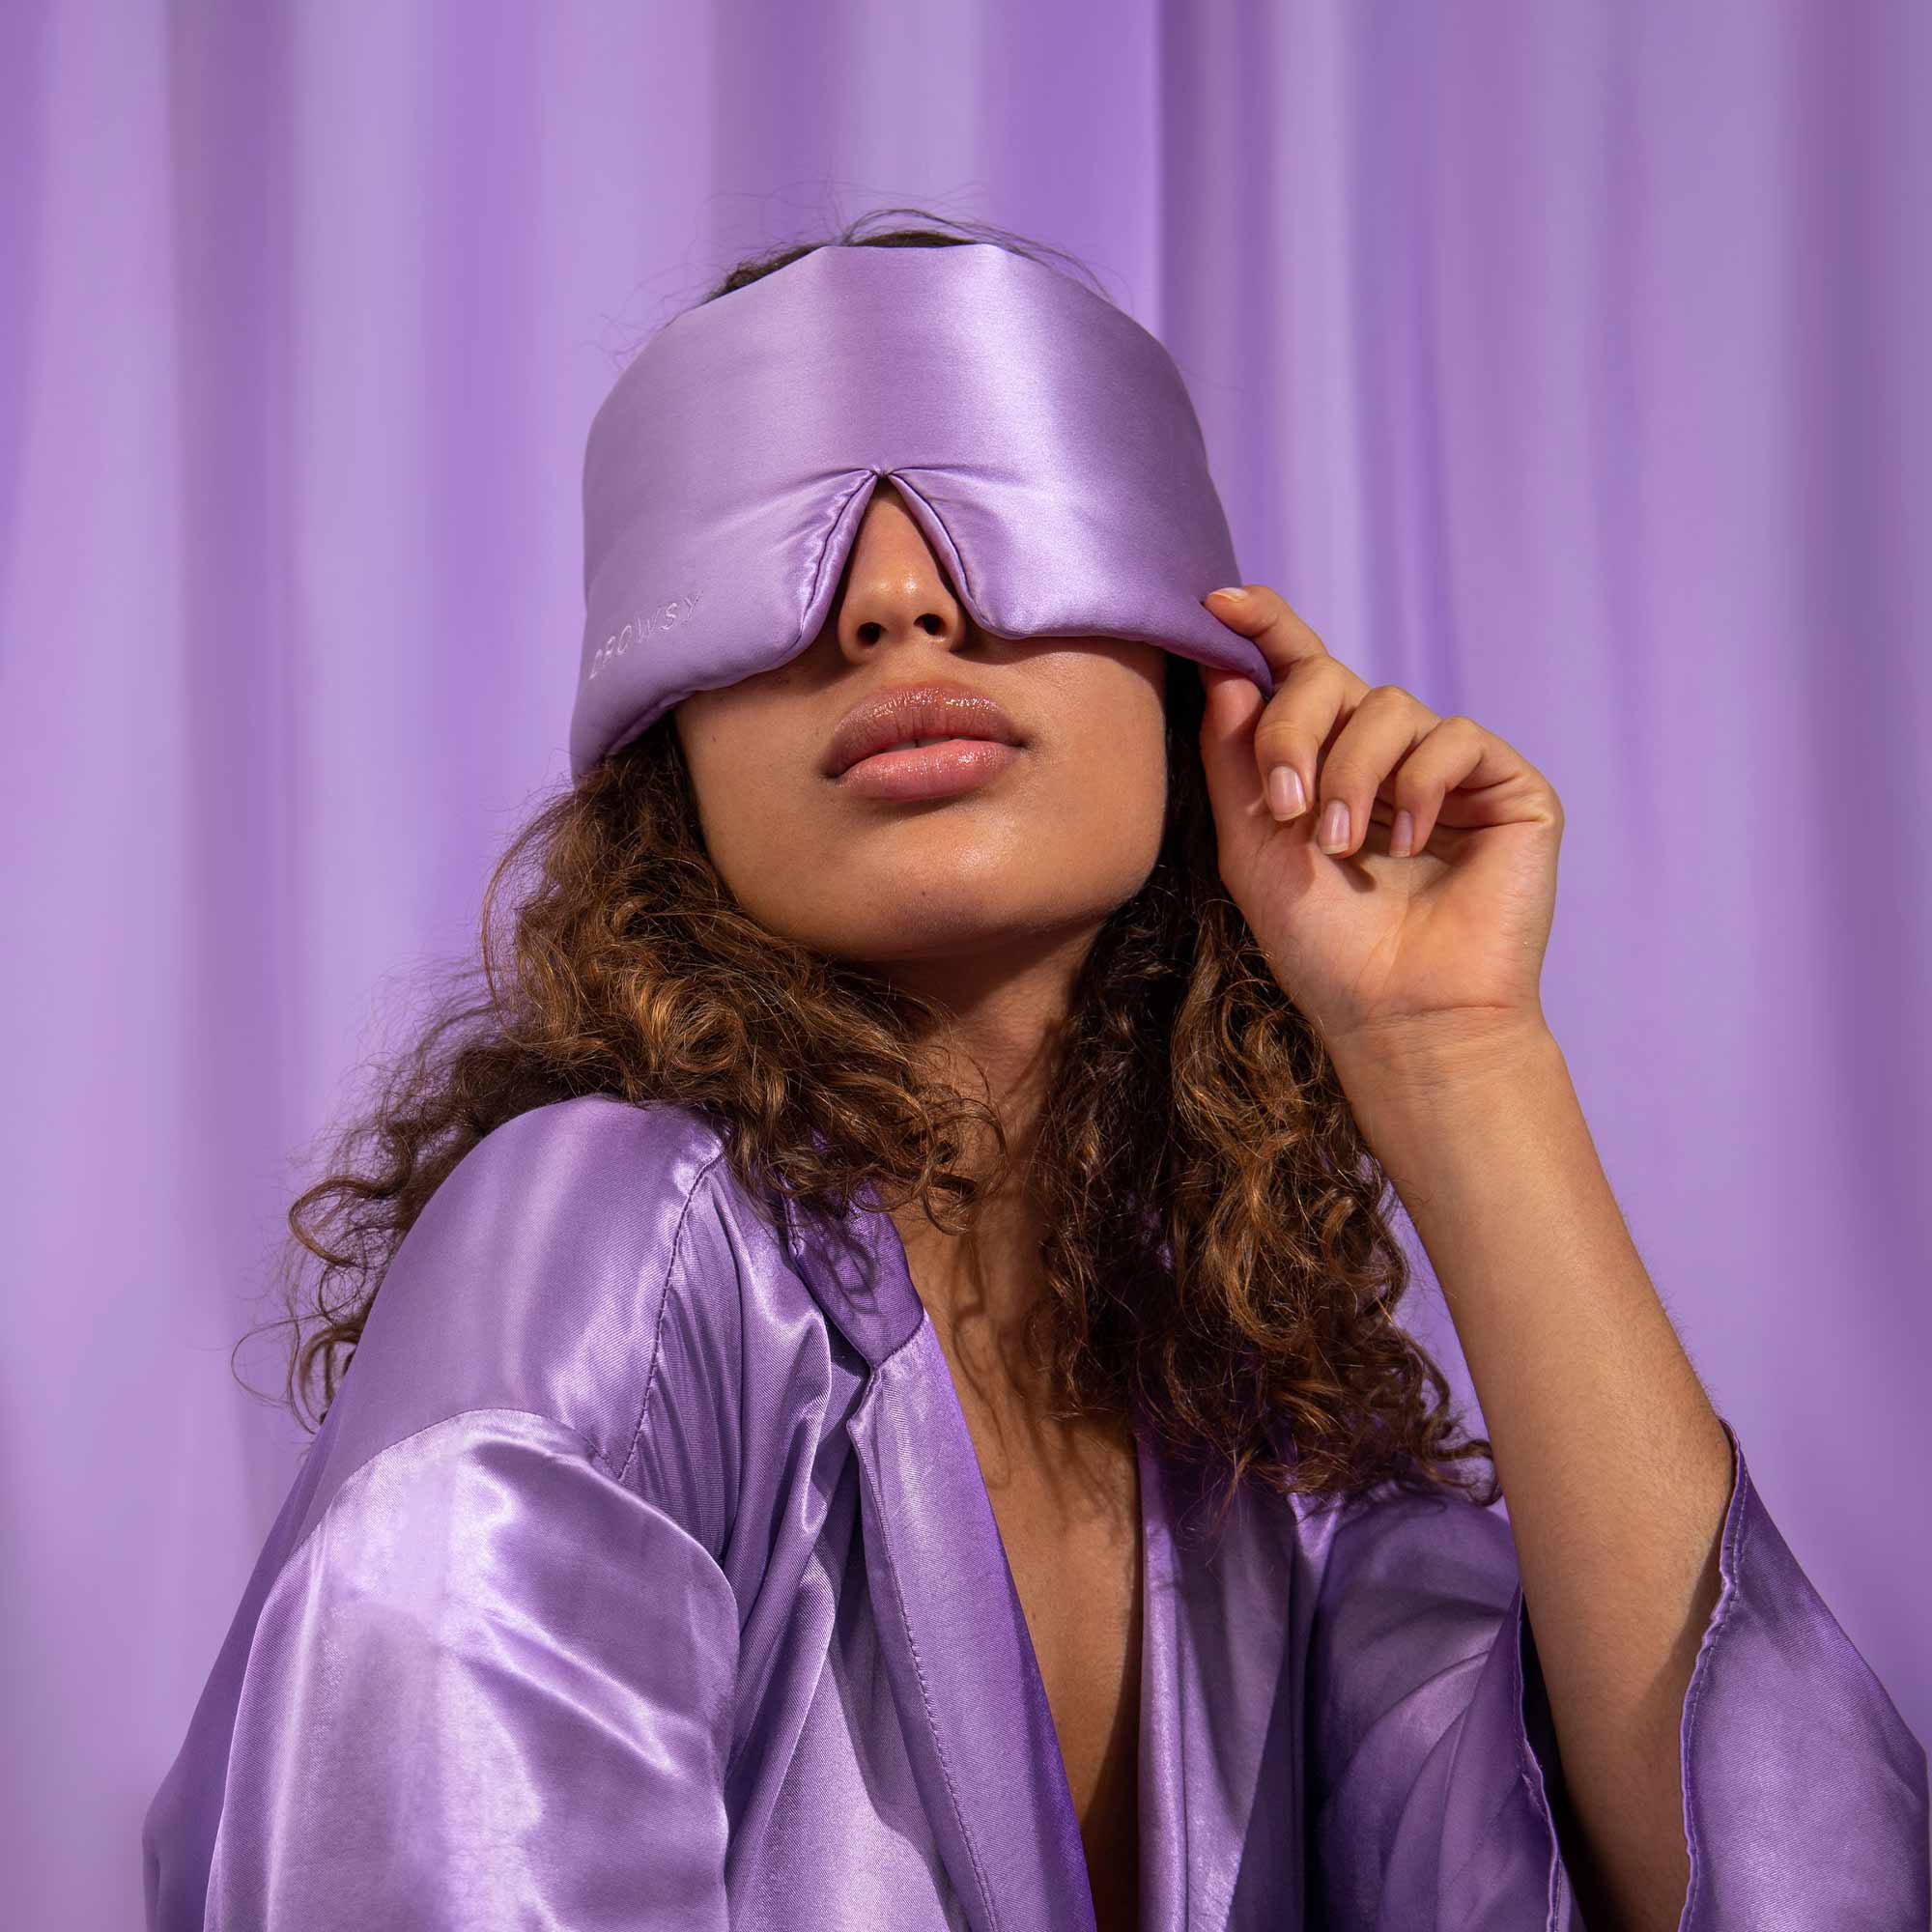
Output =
[{"x1": 573, "y1": 242, "x2": 1272, "y2": 773}]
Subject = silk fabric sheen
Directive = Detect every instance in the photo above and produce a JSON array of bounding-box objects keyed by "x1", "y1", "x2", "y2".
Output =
[
  {"x1": 143, "y1": 1098, "x2": 1929, "y2": 1928},
  {"x1": 571, "y1": 242, "x2": 1275, "y2": 777}
]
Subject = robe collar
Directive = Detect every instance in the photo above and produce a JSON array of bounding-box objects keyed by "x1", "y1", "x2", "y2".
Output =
[{"x1": 779, "y1": 1179, "x2": 1297, "y2": 1932}]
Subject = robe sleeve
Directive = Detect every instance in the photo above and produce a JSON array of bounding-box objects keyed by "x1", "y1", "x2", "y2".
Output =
[
  {"x1": 1304, "y1": 1417, "x2": 1929, "y2": 1930},
  {"x1": 142, "y1": 1098, "x2": 756, "y2": 1930},
  {"x1": 196, "y1": 1406, "x2": 740, "y2": 1931}
]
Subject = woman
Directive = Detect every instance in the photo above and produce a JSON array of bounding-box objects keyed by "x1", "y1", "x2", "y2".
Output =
[{"x1": 143, "y1": 212, "x2": 1926, "y2": 1932}]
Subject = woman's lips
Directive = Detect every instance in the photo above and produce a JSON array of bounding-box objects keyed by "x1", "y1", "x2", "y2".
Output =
[{"x1": 833, "y1": 737, "x2": 1024, "y2": 802}]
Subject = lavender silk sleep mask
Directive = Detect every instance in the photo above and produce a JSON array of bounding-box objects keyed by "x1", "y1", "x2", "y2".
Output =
[{"x1": 570, "y1": 241, "x2": 1274, "y2": 778}]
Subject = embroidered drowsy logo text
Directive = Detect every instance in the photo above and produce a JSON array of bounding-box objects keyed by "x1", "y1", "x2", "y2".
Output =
[{"x1": 588, "y1": 590, "x2": 702, "y2": 681}]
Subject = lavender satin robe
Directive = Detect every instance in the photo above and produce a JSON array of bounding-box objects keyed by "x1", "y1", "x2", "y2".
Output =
[{"x1": 143, "y1": 1096, "x2": 1928, "y2": 1929}]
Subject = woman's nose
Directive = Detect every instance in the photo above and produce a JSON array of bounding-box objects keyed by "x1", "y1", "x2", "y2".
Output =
[{"x1": 833, "y1": 478, "x2": 966, "y2": 655}]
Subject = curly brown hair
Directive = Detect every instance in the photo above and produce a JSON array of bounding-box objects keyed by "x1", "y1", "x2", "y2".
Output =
[{"x1": 242, "y1": 207, "x2": 1497, "y2": 1532}]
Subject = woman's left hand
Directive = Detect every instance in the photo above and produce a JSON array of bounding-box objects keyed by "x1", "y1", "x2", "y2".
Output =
[{"x1": 1195, "y1": 583, "x2": 1564, "y2": 1075}]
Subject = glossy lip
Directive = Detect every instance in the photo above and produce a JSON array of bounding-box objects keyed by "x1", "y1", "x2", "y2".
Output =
[
  {"x1": 835, "y1": 737, "x2": 1025, "y2": 803},
  {"x1": 823, "y1": 679, "x2": 1026, "y2": 781}
]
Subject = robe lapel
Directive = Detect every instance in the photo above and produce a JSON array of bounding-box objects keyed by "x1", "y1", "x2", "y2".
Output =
[
  {"x1": 780, "y1": 1178, "x2": 1096, "y2": 1932},
  {"x1": 850, "y1": 1327, "x2": 1099, "y2": 1932},
  {"x1": 780, "y1": 1175, "x2": 1301, "y2": 1930},
  {"x1": 1134, "y1": 1417, "x2": 1300, "y2": 1932}
]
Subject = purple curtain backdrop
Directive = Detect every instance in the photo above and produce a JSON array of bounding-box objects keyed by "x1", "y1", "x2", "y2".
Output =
[{"x1": 3, "y1": 2, "x2": 1926, "y2": 1923}]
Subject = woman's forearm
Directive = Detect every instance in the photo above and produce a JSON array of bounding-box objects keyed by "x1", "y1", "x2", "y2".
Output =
[{"x1": 1333, "y1": 1018, "x2": 1735, "y2": 1932}]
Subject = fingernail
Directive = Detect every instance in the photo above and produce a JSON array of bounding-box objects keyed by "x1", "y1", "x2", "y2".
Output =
[
  {"x1": 1267, "y1": 766, "x2": 1305, "y2": 819},
  {"x1": 1391, "y1": 808, "x2": 1414, "y2": 857},
  {"x1": 1319, "y1": 798, "x2": 1350, "y2": 851},
  {"x1": 1209, "y1": 585, "x2": 1248, "y2": 603}
]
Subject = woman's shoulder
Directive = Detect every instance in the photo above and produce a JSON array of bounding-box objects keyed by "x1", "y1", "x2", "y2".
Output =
[
  {"x1": 314, "y1": 1096, "x2": 788, "y2": 1527},
  {"x1": 442, "y1": 1091, "x2": 730, "y2": 1215}
]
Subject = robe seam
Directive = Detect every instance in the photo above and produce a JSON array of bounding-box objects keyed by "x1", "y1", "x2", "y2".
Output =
[
  {"x1": 879, "y1": 1540, "x2": 1002, "y2": 1931},
  {"x1": 617, "y1": 1144, "x2": 732, "y2": 1491}
]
